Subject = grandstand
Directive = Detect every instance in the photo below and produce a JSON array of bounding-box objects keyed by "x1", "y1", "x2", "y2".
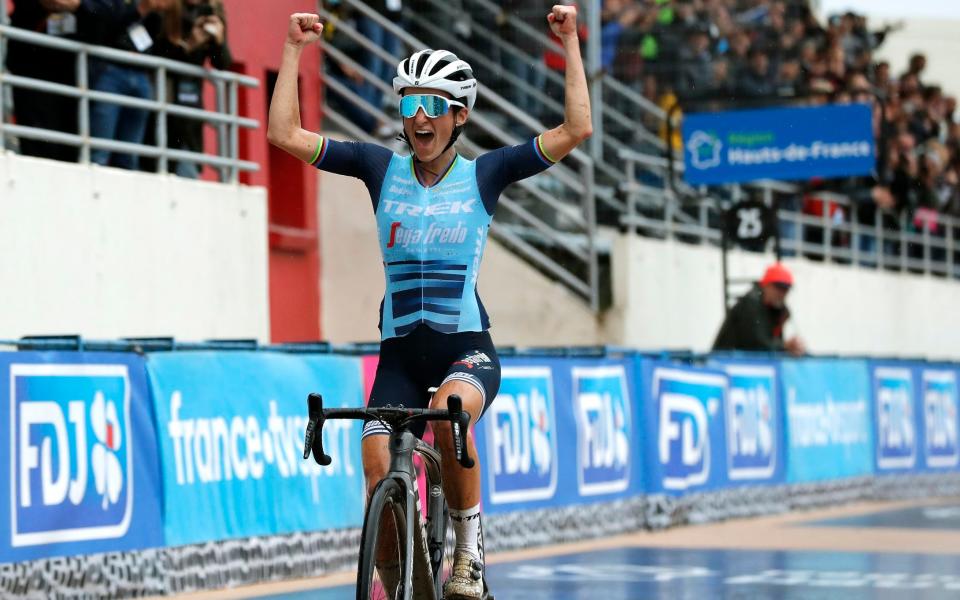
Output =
[{"x1": 1, "y1": 0, "x2": 959, "y2": 598}]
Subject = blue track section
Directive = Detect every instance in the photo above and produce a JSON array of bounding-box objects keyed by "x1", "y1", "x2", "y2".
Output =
[
  {"x1": 805, "y1": 505, "x2": 960, "y2": 530},
  {"x1": 259, "y1": 546, "x2": 960, "y2": 599}
]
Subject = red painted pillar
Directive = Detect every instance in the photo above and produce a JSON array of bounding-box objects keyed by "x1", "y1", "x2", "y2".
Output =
[{"x1": 221, "y1": 1, "x2": 324, "y2": 342}]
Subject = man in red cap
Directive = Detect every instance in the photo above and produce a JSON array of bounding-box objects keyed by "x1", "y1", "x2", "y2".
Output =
[{"x1": 712, "y1": 263, "x2": 806, "y2": 356}]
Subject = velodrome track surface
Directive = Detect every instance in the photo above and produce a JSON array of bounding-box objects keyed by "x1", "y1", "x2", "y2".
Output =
[{"x1": 171, "y1": 498, "x2": 960, "y2": 599}]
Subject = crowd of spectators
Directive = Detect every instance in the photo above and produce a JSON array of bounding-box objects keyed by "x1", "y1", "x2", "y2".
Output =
[
  {"x1": 593, "y1": 0, "x2": 960, "y2": 254},
  {"x1": 4, "y1": 0, "x2": 231, "y2": 176}
]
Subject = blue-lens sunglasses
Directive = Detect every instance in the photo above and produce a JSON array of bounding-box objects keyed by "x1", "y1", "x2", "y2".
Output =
[{"x1": 399, "y1": 94, "x2": 465, "y2": 119}]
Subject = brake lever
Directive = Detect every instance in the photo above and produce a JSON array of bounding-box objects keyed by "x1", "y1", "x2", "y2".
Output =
[
  {"x1": 304, "y1": 393, "x2": 332, "y2": 466},
  {"x1": 446, "y1": 394, "x2": 475, "y2": 469}
]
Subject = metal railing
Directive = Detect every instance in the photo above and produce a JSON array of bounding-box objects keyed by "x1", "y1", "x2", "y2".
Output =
[
  {"x1": 619, "y1": 149, "x2": 960, "y2": 279},
  {"x1": 0, "y1": 22, "x2": 259, "y2": 182},
  {"x1": 409, "y1": 0, "x2": 667, "y2": 178},
  {"x1": 321, "y1": 0, "x2": 600, "y2": 309}
]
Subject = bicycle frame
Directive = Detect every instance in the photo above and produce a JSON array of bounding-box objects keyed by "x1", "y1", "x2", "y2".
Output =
[{"x1": 303, "y1": 393, "x2": 473, "y2": 600}]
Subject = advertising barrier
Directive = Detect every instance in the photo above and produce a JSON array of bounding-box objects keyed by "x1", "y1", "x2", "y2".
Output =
[
  {"x1": 919, "y1": 368, "x2": 959, "y2": 471},
  {"x1": 710, "y1": 360, "x2": 785, "y2": 486},
  {"x1": 0, "y1": 352, "x2": 163, "y2": 563},
  {"x1": 475, "y1": 358, "x2": 643, "y2": 514},
  {"x1": 682, "y1": 103, "x2": 875, "y2": 185},
  {"x1": 781, "y1": 359, "x2": 873, "y2": 483},
  {"x1": 147, "y1": 352, "x2": 366, "y2": 547},
  {"x1": 6, "y1": 344, "x2": 960, "y2": 577},
  {"x1": 638, "y1": 360, "x2": 729, "y2": 494}
]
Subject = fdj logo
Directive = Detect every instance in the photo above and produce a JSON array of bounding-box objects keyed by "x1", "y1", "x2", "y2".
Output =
[
  {"x1": 655, "y1": 369, "x2": 725, "y2": 491},
  {"x1": 486, "y1": 367, "x2": 557, "y2": 504},
  {"x1": 725, "y1": 366, "x2": 777, "y2": 480},
  {"x1": 875, "y1": 368, "x2": 917, "y2": 470},
  {"x1": 11, "y1": 364, "x2": 132, "y2": 546},
  {"x1": 573, "y1": 366, "x2": 631, "y2": 496},
  {"x1": 923, "y1": 370, "x2": 959, "y2": 468}
]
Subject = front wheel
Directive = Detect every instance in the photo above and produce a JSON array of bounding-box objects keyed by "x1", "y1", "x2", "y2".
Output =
[{"x1": 357, "y1": 478, "x2": 409, "y2": 600}]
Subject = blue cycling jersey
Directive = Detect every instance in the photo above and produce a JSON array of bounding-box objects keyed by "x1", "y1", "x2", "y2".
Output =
[{"x1": 313, "y1": 136, "x2": 556, "y2": 340}]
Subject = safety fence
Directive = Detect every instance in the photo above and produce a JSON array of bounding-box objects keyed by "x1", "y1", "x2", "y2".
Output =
[
  {"x1": 0, "y1": 21, "x2": 259, "y2": 182},
  {"x1": 0, "y1": 344, "x2": 958, "y2": 596}
]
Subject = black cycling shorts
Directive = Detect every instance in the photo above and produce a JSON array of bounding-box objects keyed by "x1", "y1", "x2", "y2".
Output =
[{"x1": 362, "y1": 324, "x2": 501, "y2": 439}]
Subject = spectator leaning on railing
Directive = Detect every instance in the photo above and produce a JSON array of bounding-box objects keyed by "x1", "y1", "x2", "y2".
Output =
[
  {"x1": 5, "y1": 0, "x2": 83, "y2": 162},
  {"x1": 77, "y1": 0, "x2": 177, "y2": 170},
  {"x1": 153, "y1": 0, "x2": 231, "y2": 178}
]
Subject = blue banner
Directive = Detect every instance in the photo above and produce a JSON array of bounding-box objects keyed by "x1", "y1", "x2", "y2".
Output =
[
  {"x1": 919, "y1": 368, "x2": 959, "y2": 471},
  {"x1": 709, "y1": 360, "x2": 785, "y2": 485},
  {"x1": 682, "y1": 104, "x2": 875, "y2": 185},
  {"x1": 476, "y1": 358, "x2": 642, "y2": 514},
  {"x1": 639, "y1": 360, "x2": 729, "y2": 494},
  {"x1": 870, "y1": 363, "x2": 920, "y2": 473},
  {"x1": 147, "y1": 352, "x2": 366, "y2": 546},
  {"x1": 782, "y1": 359, "x2": 874, "y2": 482},
  {"x1": 0, "y1": 352, "x2": 163, "y2": 563}
]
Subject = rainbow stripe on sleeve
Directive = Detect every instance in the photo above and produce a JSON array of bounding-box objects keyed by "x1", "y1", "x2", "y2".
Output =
[
  {"x1": 534, "y1": 135, "x2": 559, "y2": 166},
  {"x1": 309, "y1": 136, "x2": 329, "y2": 166}
]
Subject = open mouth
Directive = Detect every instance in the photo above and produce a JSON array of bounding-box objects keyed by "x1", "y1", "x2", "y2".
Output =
[{"x1": 414, "y1": 129, "x2": 435, "y2": 143}]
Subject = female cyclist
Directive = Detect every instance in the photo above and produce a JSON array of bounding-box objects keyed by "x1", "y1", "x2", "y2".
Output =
[{"x1": 268, "y1": 6, "x2": 591, "y2": 598}]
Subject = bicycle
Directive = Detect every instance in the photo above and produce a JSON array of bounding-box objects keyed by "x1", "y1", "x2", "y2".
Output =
[{"x1": 302, "y1": 392, "x2": 494, "y2": 600}]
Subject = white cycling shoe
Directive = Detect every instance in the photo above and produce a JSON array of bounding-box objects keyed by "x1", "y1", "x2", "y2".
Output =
[{"x1": 442, "y1": 552, "x2": 484, "y2": 600}]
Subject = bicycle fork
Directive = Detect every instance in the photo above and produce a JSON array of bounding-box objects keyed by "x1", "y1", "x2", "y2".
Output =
[
  {"x1": 389, "y1": 433, "x2": 445, "y2": 600},
  {"x1": 416, "y1": 441, "x2": 446, "y2": 584}
]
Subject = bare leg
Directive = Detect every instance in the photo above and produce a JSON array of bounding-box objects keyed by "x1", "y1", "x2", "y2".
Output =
[{"x1": 428, "y1": 380, "x2": 484, "y2": 510}]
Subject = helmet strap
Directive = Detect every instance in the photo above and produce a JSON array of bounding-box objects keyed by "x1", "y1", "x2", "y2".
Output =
[{"x1": 442, "y1": 124, "x2": 464, "y2": 154}]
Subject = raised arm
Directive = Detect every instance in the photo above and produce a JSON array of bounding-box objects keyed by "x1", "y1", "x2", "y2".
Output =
[
  {"x1": 538, "y1": 4, "x2": 593, "y2": 163},
  {"x1": 267, "y1": 13, "x2": 324, "y2": 163}
]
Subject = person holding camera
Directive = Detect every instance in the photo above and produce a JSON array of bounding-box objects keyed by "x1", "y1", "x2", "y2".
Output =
[{"x1": 153, "y1": 0, "x2": 232, "y2": 178}]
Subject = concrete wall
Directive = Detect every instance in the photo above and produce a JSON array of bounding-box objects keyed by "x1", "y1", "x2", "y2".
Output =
[
  {"x1": 607, "y1": 235, "x2": 960, "y2": 360},
  {"x1": 0, "y1": 152, "x2": 270, "y2": 341},
  {"x1": 317, "y1": 166, "x2": 602, "y2": 346}
]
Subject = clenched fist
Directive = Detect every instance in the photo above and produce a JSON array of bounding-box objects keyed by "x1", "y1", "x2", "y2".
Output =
[
  {"x1": 287, "y1": 13, "x2": 323, "y2": 48},
  {"x1": 547, "y1": 4, "x2": 578, "y2": 38}
]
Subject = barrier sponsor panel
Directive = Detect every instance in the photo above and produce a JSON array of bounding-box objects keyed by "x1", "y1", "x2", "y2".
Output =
[
  {"x1": 919, "y1": 368, "x2": 959, "y2": 471},
  {"x1": 0, "y1": 352, "x2": 163, "y2": 563},
  {"x1": 148, "y1": 352, "x2": 366, "y2": 546},
  {"x1": 870, "y1": 363, "x2": 920, "y2": 473},
  {"x1": 782, "y1": 359, "x2": 873, "y2": 483},
  {"x1": 639, "y1": 360, "x2": 729, "y2": 494},
  {"x1": 476, "y1": 358, "x2": 641, "y2": 513},
  {"x1": 709, "y1": 360, "x2": 785, "y2": 485},
  {"x1": 682, "y1": 104, "x2": 875, "y2": 185},
  {"x1": 484, "y1": 364, "x2": 558, "y2": 505}
]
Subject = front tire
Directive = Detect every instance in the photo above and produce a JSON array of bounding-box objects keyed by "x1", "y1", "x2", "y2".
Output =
[{"x1": 357, "y1": 478, "x2": 409, "y2": 600}]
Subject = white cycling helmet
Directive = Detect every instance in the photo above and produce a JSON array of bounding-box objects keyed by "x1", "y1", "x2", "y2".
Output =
[{"x1": 393, "y1": 49, "x2": 478, "y2": 111}]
